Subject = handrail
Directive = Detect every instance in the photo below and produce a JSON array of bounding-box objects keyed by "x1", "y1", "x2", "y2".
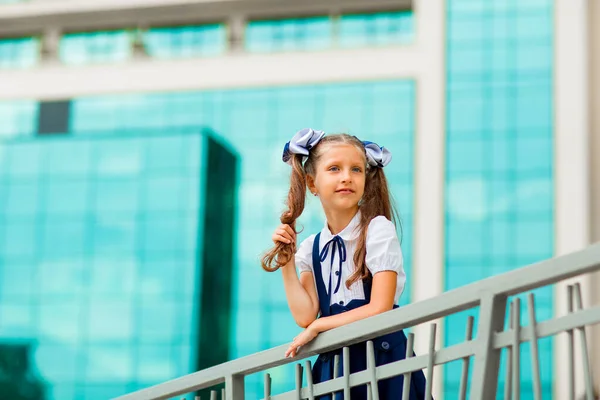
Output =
[{"x1": 114, "y1": 242, "x2": 600, "y2": 400}]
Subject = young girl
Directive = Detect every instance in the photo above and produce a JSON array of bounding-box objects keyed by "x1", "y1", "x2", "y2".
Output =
[{"x1": 261, "y1": 128, "x2": 428, "y2": 399}]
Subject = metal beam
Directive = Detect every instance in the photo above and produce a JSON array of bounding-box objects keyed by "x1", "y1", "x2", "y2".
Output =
[
  {"x1": 0, "y1": 46, "x2": 420, "y2": 100},
  {"x1": 0, "y1": 0, "x2": 412, "y2": 37}
]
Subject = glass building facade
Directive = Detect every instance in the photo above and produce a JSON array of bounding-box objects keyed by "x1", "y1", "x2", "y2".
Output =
[
  {"x1": 0, "y1": 80, "x2": 416, "y2": 398},
  {"x1": 0, "y1": 130, "x2": 240, "y2": 399},
  {"x1": 444, "y1": 0, "x2": 554, "y2": 398},
  {"x1": 0, "y1": 133, "x2": 205, "y2": 398},
  {"x1": 0, "y1": 1, "x2": 557, "y2": 398}
]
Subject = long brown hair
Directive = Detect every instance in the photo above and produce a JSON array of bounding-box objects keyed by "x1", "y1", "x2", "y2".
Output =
[{"x1": 261, "y1": 134, "x2": 400, "y2": 289}]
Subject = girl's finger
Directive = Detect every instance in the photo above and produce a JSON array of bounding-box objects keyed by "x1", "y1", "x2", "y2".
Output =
[
  {"x1": 285, "y1": 225, "x2": 296, "y2": 238},
  {"x1": 279, "y1": 225, "x2": 293, "y2": 237},
  {"x1": 273, "y1": 234, "x2": 291, "y2": 244},
  {"x1": 285, "y1": 345, "x2": 294, "y2": 358},
  {"x1": 278, "y1": 229, "x2": 292, "y2": 240},
  {"x1": 277, "y1": 230, "x2": 294, "y2": 242},
  {"x1": 278, "y1": 235, "x2": 292, "y2": 244}
]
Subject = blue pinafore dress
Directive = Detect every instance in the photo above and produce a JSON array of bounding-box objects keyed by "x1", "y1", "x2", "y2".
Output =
[{"x1": 310, "y1": 233, "x2": 429, "y2": 400}]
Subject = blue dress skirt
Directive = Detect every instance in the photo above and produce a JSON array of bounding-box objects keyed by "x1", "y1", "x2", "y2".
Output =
[{"x1": 310, "y1": 233, "x2": 429, "y2": 400}]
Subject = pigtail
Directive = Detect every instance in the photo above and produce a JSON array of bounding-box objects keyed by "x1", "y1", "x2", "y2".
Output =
[
  {"x1": 346, "y1": 167, "x2": 400, "y2": 288},
  {"x1": 261, "y1": 154, "x2": 307, "y2": 272}
]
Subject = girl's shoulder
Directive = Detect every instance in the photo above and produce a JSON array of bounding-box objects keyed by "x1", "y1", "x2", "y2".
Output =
[
  {"x1": 365, "y1": 215, "x2": 403, "y2": 267},
  {"x1": 367, "y1": 215, "x2": 396, "y2": 232},
  {"x1": 366, "y1": 215, "x2": 400, "y2": 243}
]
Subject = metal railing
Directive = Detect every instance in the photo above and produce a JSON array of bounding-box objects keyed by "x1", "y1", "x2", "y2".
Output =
[{"x1": 115, "y1": 243, "x2": 600, "y2": 400}]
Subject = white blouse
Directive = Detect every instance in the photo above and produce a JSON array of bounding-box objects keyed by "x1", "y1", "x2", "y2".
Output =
[{"x1": 295, "y1": 211, "x2": 406, "y2": 306}]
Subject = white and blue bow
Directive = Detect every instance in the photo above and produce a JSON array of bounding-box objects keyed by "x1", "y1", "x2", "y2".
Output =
[
  {"x1": 282, "y1": 128, "x2": 326, "y2": 164},
  {"x1": 362, "y1": 141, "x2": 392, "y2": 168}
]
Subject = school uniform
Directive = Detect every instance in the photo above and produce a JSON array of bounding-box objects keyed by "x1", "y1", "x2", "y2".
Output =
[{"x1": 295, "y1": 211, "x2": 428, "y2": 400}]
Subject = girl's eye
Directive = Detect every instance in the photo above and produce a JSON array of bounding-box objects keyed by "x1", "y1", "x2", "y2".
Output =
[
  {"x1": 328, "y1": 166, "x2": 339, "y2": 172},
  {"x1": 352, "y1": 167, "x2": 362, "y2": 173}
]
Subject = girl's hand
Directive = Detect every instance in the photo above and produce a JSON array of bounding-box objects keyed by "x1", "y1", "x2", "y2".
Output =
[
  {"x1": 285, "y1": 323, "x2": 320, "y2": 358},
  {"x1": 272, "y1": 224, "x2": 296, "y2": 246}
]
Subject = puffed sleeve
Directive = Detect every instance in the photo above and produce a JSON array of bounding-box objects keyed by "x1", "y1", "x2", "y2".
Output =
[
  {"x1": 365, "y1": 216, "x2": 405, "y2": 279},
  {"x1": 295, "y1": 234, "x2": 316, "y2": 274}
]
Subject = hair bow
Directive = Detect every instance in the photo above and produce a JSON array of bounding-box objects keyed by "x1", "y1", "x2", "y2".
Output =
[
  {"x1": 282, "y1": 128, "x2": 326, "y2": 164},
  {"x1": 362, "y1": 141, "x2": 392, "y2": 168}
]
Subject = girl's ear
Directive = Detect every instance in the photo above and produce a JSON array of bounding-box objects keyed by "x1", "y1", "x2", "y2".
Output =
[{"x1": 306, "y1": 174, "x2": 317, "y2": 195}]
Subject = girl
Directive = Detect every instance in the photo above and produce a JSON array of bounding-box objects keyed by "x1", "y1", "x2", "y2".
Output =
[{"x1": 262, "y1": 128, "x2": 428, "y2": 399}]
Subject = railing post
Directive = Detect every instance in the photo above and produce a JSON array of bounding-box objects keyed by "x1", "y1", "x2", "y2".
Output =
[
  {"x1": 226, "y1": 374, "x2": 245, "y2": 400},
  {"x1": 470, "y1": 293, "x2": 508, "y2": 400}
]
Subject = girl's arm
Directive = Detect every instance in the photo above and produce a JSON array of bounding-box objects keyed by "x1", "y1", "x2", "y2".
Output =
[
  {"x1": 285, "y1": 271, "x2": 396, "y2": 358},
  {"x1": 281, "y1": 264, "x2": 320, "y2": 328},
  {"x1": 273, "y1": 223, "x2": 320, "y2": 328},
  {"x1": 311, "y1": 270, "x2": 396, "y2": 333}
]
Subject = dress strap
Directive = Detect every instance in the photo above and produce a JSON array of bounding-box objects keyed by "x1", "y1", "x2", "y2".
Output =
[
  {"x1": 311, "y1": 233, "x2": 332, "y2": 317},
  {"x1": 362, "y1": 273, "x2": 372, "y2": 302}
]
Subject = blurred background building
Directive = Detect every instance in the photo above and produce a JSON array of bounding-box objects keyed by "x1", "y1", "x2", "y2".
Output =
[{"x1": 0, "y1": 0, "x2": 598, "y2": 399}]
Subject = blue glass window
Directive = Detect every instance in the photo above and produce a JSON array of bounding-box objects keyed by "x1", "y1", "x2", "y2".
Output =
[
  {"x1": 246, "y1": 11, "x2": 415, "y2": 53},
  {"x1": 0, "y1": 101, "x2": 38, "y2": 138},
  {"x1": 339, "y1": 10, "x2": 414, "y2": 47},
  {"x1": 444, "y1": 0, "x2": 554, "y2": 398},
  {"x1": 0, "y1": 37, "x2": 39, "y2": 68},
  {"x1": 145, "y1": 24, "x2": 226, "y2": 58},
  {"x1": 246, "y1": 16, "x2": 332, "y2": 52},
  {"x1": 60, "y1": 30, "x2": 132, "y2": 65}
]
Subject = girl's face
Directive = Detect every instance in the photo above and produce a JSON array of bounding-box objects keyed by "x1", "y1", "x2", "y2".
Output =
[{"x1": 308, "y1": 143, "x2": 366, "y2": 214}]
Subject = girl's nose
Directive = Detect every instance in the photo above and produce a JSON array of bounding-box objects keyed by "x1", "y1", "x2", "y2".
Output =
[{"x1": 341, "y1": 170, "x2": 351, "y2": 183}]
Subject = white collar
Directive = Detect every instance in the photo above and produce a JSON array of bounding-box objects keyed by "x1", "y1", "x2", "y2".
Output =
[{"x1": 321, "y1": 210, "x2": 361, "y2": 242}]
